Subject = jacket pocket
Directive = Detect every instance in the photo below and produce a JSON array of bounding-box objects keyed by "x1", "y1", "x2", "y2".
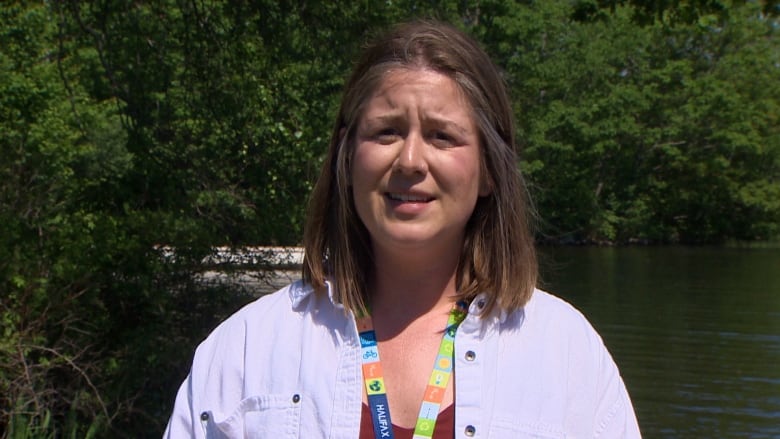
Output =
[
  {"x1": 202, "y1": 393, "x2": 302, "y2": 438},
  {"x1": 489, "y1": 417, "x2": 567, "y2": 438}
]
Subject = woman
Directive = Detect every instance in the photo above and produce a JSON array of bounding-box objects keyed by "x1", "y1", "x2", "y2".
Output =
[{"x1": 165, "y1": 20, "x2": 641, "y2": 438}]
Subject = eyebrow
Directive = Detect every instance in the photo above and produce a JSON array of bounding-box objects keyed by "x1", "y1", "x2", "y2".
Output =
[
  {"x1": 360, "y1": 113, "x2": 472, "y2": 137},
  {"x1": 424, "y1": 115, "x2": 472, "y2": 137},
  {"x1": 360, "y1": 114, "x2": 404, "y2": 127}
]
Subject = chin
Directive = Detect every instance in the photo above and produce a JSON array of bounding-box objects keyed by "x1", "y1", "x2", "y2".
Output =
[{"x1": 378, "y1": 228, "x2": 452, "y2": 250}]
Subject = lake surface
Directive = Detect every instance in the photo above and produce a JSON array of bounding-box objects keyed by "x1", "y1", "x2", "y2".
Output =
[{"x1": 539, "y1": 246, "x2": 780, "y2": 438}]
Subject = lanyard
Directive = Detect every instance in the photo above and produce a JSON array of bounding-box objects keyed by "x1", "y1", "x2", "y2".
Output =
[{"x1": 357, "y1": 301, "x2": 468, "y2": 439}]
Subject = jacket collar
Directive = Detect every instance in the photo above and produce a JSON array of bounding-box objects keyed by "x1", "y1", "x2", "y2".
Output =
[
  {"x1": 289, "y1": 279, "x2": 345, "y2": 310},
  {"x1": 289, "y1": 280, "x2": 527, "y2": 328}
]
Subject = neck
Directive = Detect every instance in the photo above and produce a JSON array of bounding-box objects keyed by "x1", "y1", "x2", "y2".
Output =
[{"x1": 368, "y1": 242, "x2": 461, "y2": 335}]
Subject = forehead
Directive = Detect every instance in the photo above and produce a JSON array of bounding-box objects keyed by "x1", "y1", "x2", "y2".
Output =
[
  {"x1": 358, "y1": 68, "x2": 475, "y2": 121},
  {"x1": 371, "y1": 67, "x2": 462, "y2": 96}
]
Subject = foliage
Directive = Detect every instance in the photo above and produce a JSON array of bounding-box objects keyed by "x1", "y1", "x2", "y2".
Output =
[
  {"x1": 0, "y1": 0, "x2": 777, "y2": 437},
  {"x1": 480, "y1": 0, "x2": 779, "y2": 243}
]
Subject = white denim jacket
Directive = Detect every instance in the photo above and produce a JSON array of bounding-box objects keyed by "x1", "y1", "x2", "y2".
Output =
[{"x1": 164, "y1": 281, "x2": 641, "y2": 438}]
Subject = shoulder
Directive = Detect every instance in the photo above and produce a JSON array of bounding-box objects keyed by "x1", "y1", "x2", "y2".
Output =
[
  {"x1": 205, "y1": 281, "x2": 305, "y2": 335},
  {"x1": 524, "y1": 288, "x2": 590, "y2": 324},
  {"x1": 192, "y1": 280, "x2": 324, "y2": 361},
  {"x1": 182, "y1": 280, "x2": 340, "y2": 395},
  {"x1": 489, "y1": 289, "x2": 640, "y2": 436},
  {"x1": 166, "y1": 280, "x2": 352, "y2": 436},
  {"x1": 496, "y1": 288, "x2": 620, "y2": 399},
  {"x1": 183, "y1": 280, "x2": 346, "y2": 404},
  {"x1": 505, "y1": 288, "x2": 603, "y2": 344},
  {"x1": 516, "y1": 288, "x2": 613, "y2": 374}
]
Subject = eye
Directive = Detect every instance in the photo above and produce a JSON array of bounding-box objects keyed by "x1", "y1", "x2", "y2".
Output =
[
  {"x1": 430, "y1": 130, "x2": 456, "y2": 147},
  {"x1": 374, "y1": 128, "x2": 401, "y2": 144}
]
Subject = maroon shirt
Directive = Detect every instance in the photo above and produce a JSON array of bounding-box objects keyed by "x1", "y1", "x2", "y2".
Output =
[{"x1": 359, "y1": 403, "x2": 455, "y2": 439}]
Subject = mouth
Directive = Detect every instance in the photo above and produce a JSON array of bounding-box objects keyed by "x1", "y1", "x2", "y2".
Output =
[{"x1": 386, "y1": 192, "x2": 434, "y2": 203}]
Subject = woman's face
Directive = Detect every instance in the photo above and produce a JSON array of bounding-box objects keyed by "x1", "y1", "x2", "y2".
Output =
[{"x1": 351, "y1": 69, "x2": 489, "y2": 255}]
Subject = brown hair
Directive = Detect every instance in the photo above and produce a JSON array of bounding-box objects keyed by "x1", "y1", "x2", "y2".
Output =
[{"x1": 302, "y1": 20, "x2": 537, "y2": 316}]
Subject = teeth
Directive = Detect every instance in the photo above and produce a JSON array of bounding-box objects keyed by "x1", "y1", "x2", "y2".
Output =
[{"x1": 388, "y1": 193, "x2": 430, "y2": 202}]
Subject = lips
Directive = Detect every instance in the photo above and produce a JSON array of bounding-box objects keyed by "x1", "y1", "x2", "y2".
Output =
[{"x1": 386, "y1": 192, "x2": 434, "y2": 202}]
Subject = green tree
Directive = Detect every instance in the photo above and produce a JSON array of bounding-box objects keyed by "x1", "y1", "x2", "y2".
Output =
[
  {"x1": 1, "y1": 1, "x2": 778, "y2": 437},
  {"x1": 1, "y1": 1, "x2": 480, "y2": 436},
  {"x1": 478, "y1": 0, "x2": 779, "y2": 243},
  {"x1": 1, "y1": 1, "x2": 128, "y2": 433}
]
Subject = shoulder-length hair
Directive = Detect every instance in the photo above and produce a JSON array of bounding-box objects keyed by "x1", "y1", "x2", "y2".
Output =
[{"x1": 302, "y1": 20, "x2": 537, "y2": 316}]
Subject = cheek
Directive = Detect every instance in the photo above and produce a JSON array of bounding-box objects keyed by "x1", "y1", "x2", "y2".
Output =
[
  {"x1": 350, "y1": 154, "x2": 370, "y2": 189},
  {"x1": 444, "y1": 158, "x2": 483, "y2": 195},
  {"x1": 351, "y1": 145, "x2": 388, "y2": 186},
  {"x1": 350, "y1": 148, "x2": 381, "y2": 209}
]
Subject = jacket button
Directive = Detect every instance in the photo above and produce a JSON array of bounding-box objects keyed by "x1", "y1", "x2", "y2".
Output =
[
  {"x1": 200, "y1": 412, "x2": 209, "y2": 421},
  {"x1": 465, "y1": 350, "x2": 476, "y2": 361},
  {"x1": 292, "y1": 394, "x2": 301, "y2": 403},
  {"x1": 465, "y1": 424, "x2": 476, "y2": 436}
]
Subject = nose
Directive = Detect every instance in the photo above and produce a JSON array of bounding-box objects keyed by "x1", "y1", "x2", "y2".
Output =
[{"x1": 394, "y1": 132, "x2": 427, "y2": 175}]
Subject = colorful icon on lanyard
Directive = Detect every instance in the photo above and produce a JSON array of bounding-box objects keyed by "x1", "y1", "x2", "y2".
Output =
[{"x1": 357, "y1": 301, "x2": 468, "y2": 439}]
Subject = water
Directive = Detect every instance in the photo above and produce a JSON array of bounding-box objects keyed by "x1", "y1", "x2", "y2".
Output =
[{"x1": 540, "y1": 246, "x2": 780, "y2": 438}]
